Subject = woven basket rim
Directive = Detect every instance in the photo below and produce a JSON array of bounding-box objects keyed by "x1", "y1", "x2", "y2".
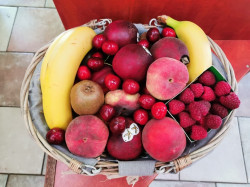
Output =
[{"x1": 20, "y1": 19, "x2": 238, "y2": 176}]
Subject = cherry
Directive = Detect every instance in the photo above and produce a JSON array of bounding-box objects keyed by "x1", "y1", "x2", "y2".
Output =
[
  {"x1": 92, "y1": 34, "x2": 106, "y2": 49},
  {"x1": 146, "y1": 28, "x2": 160, "y2": 43},
  {"x1": 151, "y1": 102, "x2": 167, "y2": 119},
  {"x1": 161, "y1": 27, "x2": 176, "y2": 38},
  {"x1": 46, "y1": 128, "x2": 65, "y2": 145},
  {"x1": 139, "y1": 94, "x2": 156, "y2": 110},
  {"x1": 99, "y1": 104, "x2": 116, "y2": 122},
  {"x1": 122, "y1": 79, "x2": 140, "y2": 94},
  {"x1": 87, "y1": 57, "x2": 104, "y2": 71},
  {"x1": 77, "y1": 65, "x2": 91, "y2": 80},
  {"x1": 102, "y1": 40, "x2": 119, "y2": 55},
  {"x1": 104, "y1": 74, "x2": 121, "y2": 91},
  {"x1": 109, "y1": 116, "x2": 126, "y2": 134},
  {"x1": 92, "y1": 52, "x2": 104, "y2": 59},
  {"x1": 133, "y1": 109, "x2": 149, "y2": 125},
  {"x1": 138, "y1": 39, "x2": 150, "y2": 48}
]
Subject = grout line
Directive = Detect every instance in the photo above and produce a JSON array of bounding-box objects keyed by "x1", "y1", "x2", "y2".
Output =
[
  {"x1": 154, "y1": 179, "x2": 249, "y2": 184},
  {"x1": 237, "y1": 117, "x2": 249, "y2": 183},
  {"x1": 5, "y1": 6, "x2": 18, "y2": 52},
  {"x1": 0, "y1": 173, "x2": 45, "y2": 176},
  {"x1": 44, "y1": 0, "x2": 47, "y2": 8},
  {"x1": 0, "y1": 5, "x2": 55, "y2": 9},
  {"x1": 5, "y1": 174, "x2": 9, "y2": 187},
  {"x1": 41, "y1": 153, "x2": 46, "y2": 175},
  {"x1": 0, "y1": 51, "x2": 35, "y2": 54}
]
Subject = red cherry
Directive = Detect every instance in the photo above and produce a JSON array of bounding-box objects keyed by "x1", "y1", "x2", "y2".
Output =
[
  {"x1": 46, "y1": 128, "x2": 65, "y2": 145},
  {"x1": 109, "y1": 116, "x2": 126, "y2": 134},
  {"x1": 99, "y1": 104, "x2": 116, "y2": 122},
  {"x1": 162, "y1": 27, "x2": 176, "y2": 37},
  {"x1": 87, "y1": 57, "x2": 104, "y2": 71},
  {"x1": 92, "y1": 34, "x2": 106, "y2": 49},
  {"x1": 92, "y1": 52, "x2": 104, "y2": 59},
  {"x1": 104, "y1": 74, "x2": 121, "y2": 91},
  {"x1": 122, "y1": 79, "x2": 140, "y2": 94},
  {"x1": 102, "y1": 40, "x2": 119, "y2": 55},
  {"x1": 151, "y1": 102, "x2": 167, "y2": 119},
  {"x1": 77, "y1": 66, "x2": 91, "y2": 80},
  {"x1": 133, "y1": 109, "x2": 149, "y2": 125},
  {"x1": 139, "y1": 94, "x2": 156, "y2": 110},
  {"x1": 138, "y1": 39, "x2": 150, "y2": 48},
  {"x1": 146, "y1": 28, "x2": 160, "y2": 43}
]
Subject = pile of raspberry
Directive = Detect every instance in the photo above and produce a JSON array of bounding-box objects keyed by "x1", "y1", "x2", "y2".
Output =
[{"x1": 168, "y1": 70, "x2": 240, "y2": 141}]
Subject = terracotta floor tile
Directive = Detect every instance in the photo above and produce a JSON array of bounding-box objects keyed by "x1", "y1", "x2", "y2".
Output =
[
  {"x1": 0, "y1": 107, "x2": 44, "y2": 174},
  {"x1": 8, "y1": 7, "x2": 64, "y2": 52},
  {"x1": 6, "y1": 175, "x2": 44, "y2": 187},
  {"x1": 0, "y1": 0, "x2": 45, "y2": 7},
  {"x1": 0, "y1": 52, "x2": 34, "y2": 106},
  {"x1": 0, "y1": 7, "x2": 17, "y2": 51}
]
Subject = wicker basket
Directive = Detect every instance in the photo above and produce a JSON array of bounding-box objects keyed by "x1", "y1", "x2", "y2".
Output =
[{"x1": 20, "y1": 19, "x2": 238, "y2": 176}]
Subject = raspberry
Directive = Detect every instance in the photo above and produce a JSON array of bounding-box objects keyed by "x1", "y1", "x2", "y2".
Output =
[
  {"x1": 220, "y1": 92, "x2": 240, "y2": 109},
  {"x1": 188, "y1": 102, "x2": 209, "y2": 121},
  {"x1": 205, "y1": 114, "x2": 222, "y2": 129},
  {"x1": 179, "y1": 112, "x2": 196, "y2": 128},
  {"x1": 201, "y1": 86, "x2": 216, "y2": 102},
  {"x1": 190, "y1": 83, "x2": 204, "y2": 98},
  {"x1": 190, "y1": 125, "x2": 207, "y2": 140},
  {"x1": 198, "y1": 71, "x2": 216, "y2": 86},
  {"x1": 211, "y1": 103, "x2": 228, "y2": 118},
  {"x1": 197, "y1": 115, "x2": 209, "y2": 130},
  {"x1": 198, "y1": 100, "x2": 211, "y2": 112},
  {"x1": 214, "y1": 81, "x2": 231, "y2": 97},
  {"x1": 179, "y1": 88, "x2": 194, "y2": 104},
  {"x1": 168, "y1": 100, "x2": 185, "y2": 115}
]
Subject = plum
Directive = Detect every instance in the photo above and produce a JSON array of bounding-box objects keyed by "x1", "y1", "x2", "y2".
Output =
[
  {"x1": 65, "y1": 115, "x2": 109, "y2": 158},
  {"x1": 113, "y1": 44, "x2": 153, "y2": 82}
]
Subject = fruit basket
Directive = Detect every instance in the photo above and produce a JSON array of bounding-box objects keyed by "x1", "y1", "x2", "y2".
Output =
[{"x1": 20, "y1": 17, "x2": 238, "y2": 176}]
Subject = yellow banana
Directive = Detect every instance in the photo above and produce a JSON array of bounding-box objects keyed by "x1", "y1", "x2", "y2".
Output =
[
  {"x1": 41, "y1": 27, "x2": 96, "y2": 130},
  {"x1": 158, "y1": 15, "x2": 212, "y2": 82}
]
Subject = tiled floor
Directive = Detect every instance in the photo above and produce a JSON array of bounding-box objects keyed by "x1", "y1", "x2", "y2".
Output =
[{"x1": 0, "y1": 1, "x2": 249, "y2": 187}]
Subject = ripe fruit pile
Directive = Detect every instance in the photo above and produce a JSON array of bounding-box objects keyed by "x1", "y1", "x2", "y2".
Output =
[
  {"x1": 168, "y1": 70, "x2": 240, "y2": 141},
  {"x1": 41, "y1": 16, "x2": 240, "y2": 163}
]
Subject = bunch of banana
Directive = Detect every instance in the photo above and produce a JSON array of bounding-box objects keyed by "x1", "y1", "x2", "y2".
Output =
[
  {"x1": 40, "y1": 27, "x2": 96, "y2": 130},
  {"x1": 157, "y1": 15, "x2": 212, "y2": 83}
]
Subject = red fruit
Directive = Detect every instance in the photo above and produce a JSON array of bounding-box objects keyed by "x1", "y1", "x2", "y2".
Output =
[
  {"x1": 113, "y1": 44, "x2": 153, "y2": 82},
  {"x1": 104, "y1": 74, "x2": 121, "y2": 91},
  {"x1": 146, "y1": 28, "x2": 161, "y2": 43},
  {"x1": 150, "y1": 38, "x2": 189, "y2": 62},
  {"x1": 138, "y1": 94, "x2": 156, "y2": 110},
  {"x1": 190, "y1": 125, "x2": 207, "y2": 140},
  {"x1": 103, "y1": 20, "x2": 138, "y2": 48},
  {"x1": 190, "y1": 83, "x2": 204, "y2": 98},
  {"x1": 142, "y1": 86, "x2": 151, "y2": 95},
  {"x1": 142, "y1": 117, "x2": 186, "y2": 162},
  {"x1": 99, "y1": 104, "x2": 116, "y2": 122},
  {"x1": 77, "y1": 66, "x2": 91, "y2": 80},
  {"x1": 122, "y1": 79, "x2": 140, "y2": 94},
  {"x1": 87, "y1": 57, "x2": 104, "y2": 71},
  {"x1": 65, "y1": 115, "x2": 109, "y2": 158},
  {"x1": 102, "y1": 40, "x2": 119, "y2": 55},
  {"x1": 46, "y1": 128, "x2": 65, "y2": 145},
  {"x1": 198, "y1": 116, "x2": 207, "y2": 130},
  {"x1": 133, "y1": 109, "x2": 149, "y2": 125},
  {"x1": 147, "y1": 57, "x2": 189, "y2": 100},
  {"x1": 198, "y1": 100, "x2": 211, "y2": 112},
  {"x1": 161, "y1": 27, "x2": 176, "y2": 37},
  {"x1": 92, "y1": 34, "x2": 106, "y2": 49},
  {"x1": 179, "y1": 88, "x2": 195, "y2": 104},
  {"x1": 109, "y1": 116, "x2": 126, "y2": 134},
  {"x1": 201, "y1": 86, "x2": 216, "y2": 102},
  {"x1": 168, "y1": 99, "x2": 185, "y2": 115},
  {"x1": 188, "y1": 101, "x2": 209, "y2": 121},
  {"x1": 92, "y1": 52, "x2": 104, "y2": 59},
  {"x1": 214, "y1": 81, "x2": 231, "y2": 96},
  {"x1": 211, "y1": 103, "x2": 228, "y2": 118},
  {"x1": 198, "y1": 71, "x2": 216, "y2": 86},
  {"x1": 138, "y1": 39, "x2": 150, "y2": 48},
  {"x1": 205, "y1": 114, "x2": 222, "y2": 129},
  {"x1": 151, "y1": 102, "x2": 167, "y2": 119},
  {"x1": 179, "y1": 112, "x2": 196, "y2": 128},
  {"x1": 220, "y1": 92, "x2": 240, "y2": 109}
]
